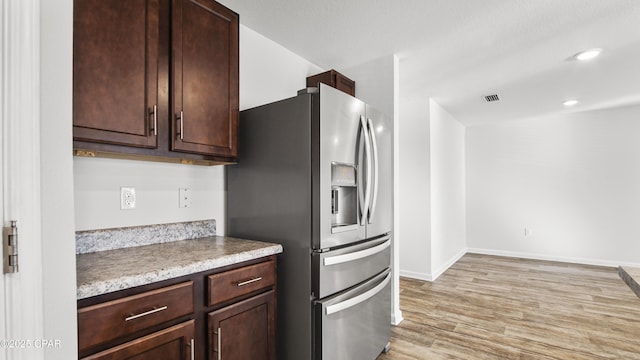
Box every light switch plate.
[179,188,192,208]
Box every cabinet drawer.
[78,281,194,353]
[81,319,195,360]
[208,260,275,306]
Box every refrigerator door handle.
[367,118,379,224]
[358,115,372,226]
[325,271,391,315]
[323,239,391,266]
[357,116,365,224]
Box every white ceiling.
[217,0,640,126]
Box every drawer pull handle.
[213,327,222,360]
[237,277,262,287]
[124,306,168,321]
[324,239,390,266]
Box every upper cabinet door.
[73,0,159,148]
[172,0,239,158]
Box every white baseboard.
[399,247,639,287]
[467,247,640,268]
[399,248,468,282]
[399,269,433,281]
[431,248,467,281]
[391,310,404,326]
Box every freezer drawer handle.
[237,277,263,287]
[325,272,391,315]
[324,239,390,266]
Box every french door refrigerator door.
[312,235,390,298]
[315,84,366,250]
[315,269,391,360]
[364,105,393,239]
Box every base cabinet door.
[82,320,195,360]
[208,290,276,360]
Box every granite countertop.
[76,236,283,299]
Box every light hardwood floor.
[378,253,640,360]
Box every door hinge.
[3,220,18,274]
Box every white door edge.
[0,0,6,345]
[2,0,45,359]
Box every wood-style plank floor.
[377,253,640,360]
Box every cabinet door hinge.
[3,221,18,274]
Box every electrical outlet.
[121,187,136,210]
[179,188,192,208]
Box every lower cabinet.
[208,290,276,360]
[78,256,277,360]
[82,320,195,360]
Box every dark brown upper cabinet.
[172,0,239,158]
[73,0,239,165]
[73,0,160,149]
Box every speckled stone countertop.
[76,220,217,254]
[76,236,283,299]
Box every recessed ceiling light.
[563,99,579,107]
[573,48,602,61]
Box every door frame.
[2,1,77,359]
[39,0,79,359]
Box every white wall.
[397,98,467,281]
[398,97,432,280]
[74,158,227,231]
[429,100,466,278]
[343,56,395,119]
[239,26,322,110]
[41,0,78,358]
[74,24,322,232]
[467,104,640,267]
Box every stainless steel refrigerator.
[227,83,392,360]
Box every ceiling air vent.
[484,94,500,102]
